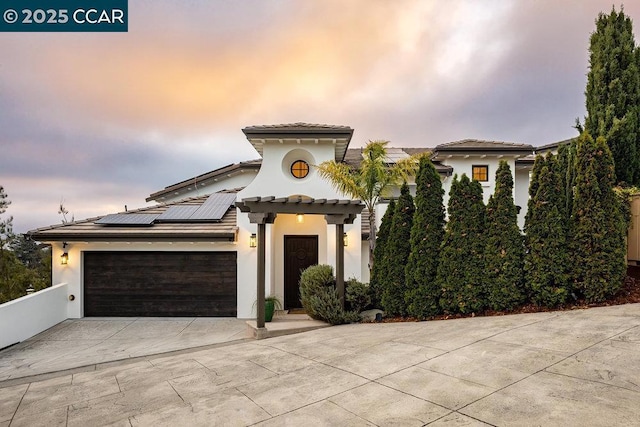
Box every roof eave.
[29,229,238,243]
[243,128,354,162]
[434,147,533,153]
[146,163,259,202]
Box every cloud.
[2,0,640,233]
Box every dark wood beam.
[336,223,345,309]
[256,222,266,329]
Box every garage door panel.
[84,251,237,317]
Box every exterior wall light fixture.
[249,233,257,248]
[296,213,304,224]
[343,232,348,247]
[61,242,69,265]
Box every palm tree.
[316,140,418,271]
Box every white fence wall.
[0,283,69,350]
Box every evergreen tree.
[369,199,395,307]
[0,186,14,300]
[484,161,525,311]
[10,234,43,269]
[527,154,547,206]
[405,157,445,318]
[584,6,640,184]
[524,155,570,307]
[381,183,414,316]
[571,132,627,302]
[437,175,486,314]
[556,142,577,225]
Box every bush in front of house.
[437,174,487,314]
[524,154,570,307]
[346,278,371,313]
[369,199,395,307]
[299,264,360,325]
[484,161,525,311]
[570,132,627,302]
[405,156,445,319]
[381,182,415,316]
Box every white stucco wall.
[235,140,363,318]
[439,156,531,228]
[440,156,517,207]
[0,282,69,349]
[514,168,530,228]
[157,171,258,204]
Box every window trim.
[472,165,489,182]
[290,160,310,179]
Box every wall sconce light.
[60,242,69,265]
[296,213,304,224]
[343,232,349,247]
[249,233,257,248]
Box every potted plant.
[264,295,282,322]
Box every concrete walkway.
[1,304,640,425]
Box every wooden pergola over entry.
[236,196,365,331]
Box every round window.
[290,160,310,179]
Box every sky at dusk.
[2,0,640,234]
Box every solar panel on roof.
[95,213,159,226]
[189,193,237,221]
[156,205,201,221]
[384,148,410,163]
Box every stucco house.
[29,123,535,321]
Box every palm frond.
[315,161,364,200]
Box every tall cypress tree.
[524,155,570,307]
[369,199,395,307]
[405,157,445,318]
[381,183,414,316]
[437,175,486,314]
[556,142,577,225]
[571,132,627,302]
[485,161,525,311]
[584,6,640,184]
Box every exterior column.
[336,223,345,309]
[256,222,266,329]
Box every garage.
[84,251,237,317]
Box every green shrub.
[369,199,395,307]
[405,156,445,319]
[381,183,414,316]
[346,278,371,313]
[570,133,627,302]
[299,265,360,325]
[484,161,525,311]
[437,175,487,314]
[524,155,570,307]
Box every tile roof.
[29,194,238,242]
[434,139,534,152]
[242,122,352,132]
[535,137,576,153]
[343,148,452,174]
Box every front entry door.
[284,235,318,309]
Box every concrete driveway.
[1,304,640,426]
[0,317,249,382]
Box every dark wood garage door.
[84,251,237,317]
